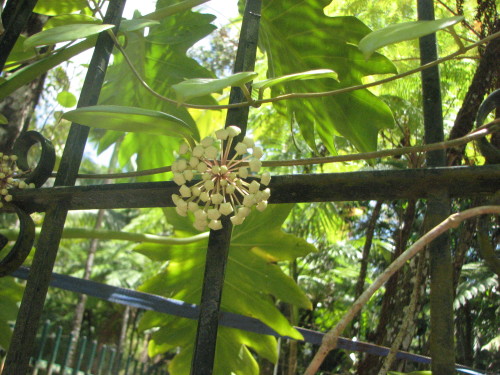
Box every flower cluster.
[171,126,271,231]
[0,153,34,208]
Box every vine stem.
[302,205,500,375]
[105,25,500,110]
[53,119,498,180]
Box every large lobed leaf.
[134,204,315,374]
[260,0,397,153]
[96,0,217,182]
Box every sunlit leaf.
[56,91,77,108]
[253,69,338,92]
[63,105,198,140]
[120,19,161,32]
[3,37,37,70]
[33,0,88,16]
[24,24,114,50]
[0,114,8,124]
[43,14,101,30]
[172,72,258,104]
[359,16,464,58]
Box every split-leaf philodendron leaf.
[260,0,397,154]
[134,204,315,375]
[358,16,464,59]
[62,105,198,140]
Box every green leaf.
[172,72,258,104]
[120,19,161,32]
[62,105,198,140]
[260,0,397,153]
[0,320,12,350]
[43,14,101,30]
[136,204,314,373]
[33,0,89,16]
[0,114,8,124]
[0,37,96,100]
[253,69,338,91]
[359,16,464,58]
[56,91,77,108]
[3,36,37,70]
[24,24,115,50]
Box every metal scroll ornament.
[0,131,55,276]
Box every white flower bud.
[183,169,194,181]
[249,159,262,173]
[179,142,190,155]
[249,180,260,194]
[238,167,248,179]
[191,186,201,196]
[28,183,35,189]
[180,184,191,198]
[234,142,248,155]
[230,215,244,226]
[200,191,210,202]
[188,202,199,212]
[177,159,187,171]
[207,208,221,220]
[243,136,254,147]
[192,145,205,158]
[202,172,212,180]
[193,220,207,231]
[219,202,234,216]
[260,171,271,186]
[1,189,8,195]
[256,201,268,212]
[204,145,218,159]
[175,205,188,217]
[211,193,224,205]
[201,136,215,147]
[173,172,186,186]
[190,156,200,168]
[215,129,229,140]
[220,165,228,174]
[10,155,18,161]
[261,188,271,200]
[227,126,241,137]
[253,146,264,159]
[197,162,208,173]
[172,194,181,205]
[220,179,228,187]
[211,165,220,174]
[18,181,27,189]
[225,184,235,194]
[208,219,223,230]
[238,207,251,217]
[194,209,208,222]
[204,180,215,191]
[243,194,255,207]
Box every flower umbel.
[171,126,271,230]
[0,153,35,208]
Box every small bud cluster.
[0,153,34,208]
[171,126,271,231]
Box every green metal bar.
[60,333,75,375]
[3,1,127,373]
[47,326,63,375]
[106,348,116,375]
[131,358,139,375]
[32,320,51,375]
[72,336,88,375]
[124,354,132,375]
[112,351,123,374]
[190,1,262,374]
[417,1,454,375]
[84,340,98,375]
[96,345,108,375]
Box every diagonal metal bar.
[9,267,486,375]
[417,1,455,374]
[190,1,262,374]
[10,165,500,212]
[3,1,127,373]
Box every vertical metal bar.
[72,336,88,375]
[96,345,108,375]
[3,1,127,373]
[0,0,38,70]
[47,325,63,375]
[84,340,98,375]
[111,350,122,375]
[189,1,262,374]
[60,333,75,375]
[32,320,51,375]
[106,348,116,375]
[417,1,454,374]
